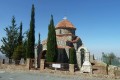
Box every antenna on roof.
[63,16,67,20]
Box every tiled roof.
[71,37,80,43]
[56,19,76,29]
[42,36,80,45]
[67,37,80,43]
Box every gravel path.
[0,70,119,80]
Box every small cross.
[63,16,67,20]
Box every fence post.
[69,64,74,74]
[26,58,31,70]
[40,59,45,70]
[9,59,12,64]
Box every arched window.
[80,48,85,65]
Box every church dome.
[56,19,76,30]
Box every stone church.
[42,18,92,72]
[42,18,82,60]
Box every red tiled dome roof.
[56,19,76,29]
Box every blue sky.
[0,0,120,58]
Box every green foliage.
[12,44,23,60]
[46,15,58,62]
[102,52,120,66]
[18,22,23,45]
[13,22,24,60]
[26,4,35,58]
[57,48,69,63]
[0,16,18,59]
[69,48,77,64]
[21,29,30,60]
[37,33,42,56]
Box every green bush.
[69,48,77,64]
[12,45,23,60]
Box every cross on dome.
[63,16,67,20]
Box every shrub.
[69,48,77,64]
[12,45,23,61]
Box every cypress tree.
[69,47,77,64]
[13,22,23,61]
[27,4,35,58]
[18,22,23,45]
[37,33,42,56]
[46,15,58,62]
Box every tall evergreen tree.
[46,15,58,62]
[69,47,77,64]
[37,33,42,55]
[0,16,18,59]
[22,30,29,60]
[13,22,23,61]
[18,22,22,45]
[26,4,35,58]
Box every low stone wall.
[0,59,30,71]
[116,67,120,76]
[0,64,27,71]
[0,59,120,79]
[115,69,120,77]
[92,61,107,75]
[93,66,107,75]
[108,65,120,77]
[0,58,36,70]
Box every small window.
[60,29,61,34]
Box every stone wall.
[56,29,75,35]
[92,61,120,78]
[115,67,120,77]
[92,61,107,75]
[108,65,120,77]
[0,64,27,71]
[0,59,31,71]
[93,65,107,75]
[57,39,66,46]
[42,44,47,50]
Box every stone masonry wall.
[0,64,27,71]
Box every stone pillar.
[69,64,74,74]
[34,46,38,69]
[90,54,94,62]
[76,51,81,69]
[40,59,45,70]
[108,66,117,77]
[8,59,12,64]
[81,52,92,73]
[20,58,25,65]
[26,58,30,70]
